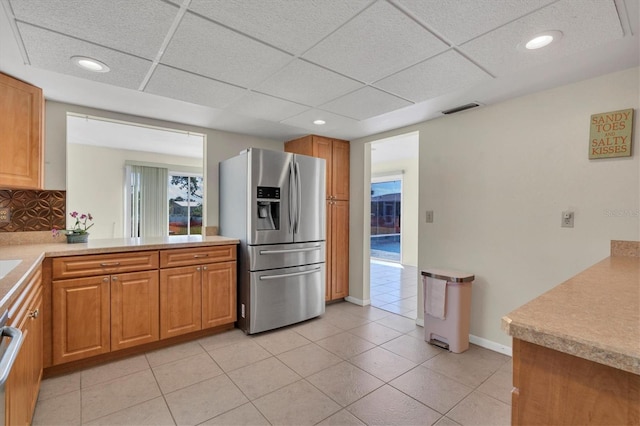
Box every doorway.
[368,132,419,319]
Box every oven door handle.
[0,326,23,386]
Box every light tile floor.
[370,259,419,319]
[34,302,512,426]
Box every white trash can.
[422,269,474,353]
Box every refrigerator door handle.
[259,266,322,280]
[288,161,294,233]
[259,245,322,255]
[295,161,301,234]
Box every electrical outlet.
[0,207,9,223]
[426,210,434,223]
[561,211,574,228]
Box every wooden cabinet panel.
[160,266,202,339]
[286,135,350,301]
[512,338,640,425]
[331,139,350,200]
[52,251,159,280]
[0,72,43,189]
[111,271,159,351]
[330,200,349,299]
[52,276,110,364]
[160,246,235,268]
[202,261,237,329]
[6,267,42,426]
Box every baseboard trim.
[469,334,512,356]
[411,320,511,356]
[345,296,370,306]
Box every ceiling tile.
[280,109,359,133]
[17,23,152,90]
[186,0,372,55]
[374,50,492,103]
[254,60,364,107]
[9,0,178,60]
[320,86,412,120]
[302,0,448,83]
[161,12,293,87]
[460,0,624,76]
[227,92,310,122]
[144,65,247,109]
[397,0,554,45]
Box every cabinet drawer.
[160,245,236,268]
[52,251,159,279]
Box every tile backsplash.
[0,190,66,232]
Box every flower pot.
[66,232,89,244]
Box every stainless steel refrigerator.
[219,148,326,334]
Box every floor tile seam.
[80,390,162,425]
[154,365,227,396]
[304,374,385,414]
[82,394,175,426]
[473,385,513,406]
[419,363,487,390]
[225,356,304,401]
[143,345,206,369]
[36,386,81,403]
[385,378,458,419]
[80,365,154,391]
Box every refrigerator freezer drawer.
[248,242,325,271]
[248,263,325,334]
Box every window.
[370,175,402,262]
[168,174,203,235]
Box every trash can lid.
[421,268,474,283]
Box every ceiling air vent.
[442,102,482,115]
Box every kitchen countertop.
[502,254,640,375]
[0,235,239,317]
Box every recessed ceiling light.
[71,56,110,72]
[313,119,326,125]
[523,31,563,50]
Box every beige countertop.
[503,255,640,375]
[0,235,239,316]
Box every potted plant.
[52,211,94,243]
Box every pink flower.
[70,211,78,218]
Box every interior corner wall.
[350,66,640,348]
[44,101,283,230]
[371,157,419,267]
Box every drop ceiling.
[0,0,638,142]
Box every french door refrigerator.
[219,148,326,334]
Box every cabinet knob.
[29,309,39,319]
[196,267,201,271]
[203,266,207,271]
[103,277,109,283]
[112,276,118,281]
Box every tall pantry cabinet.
[284,135,349,301]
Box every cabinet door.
[312,136,333,200]
[52,276,110,365]
[160,266,201,339]
[0,73,43,189]
[6,274,42,426]
[331,139,350,200]
[330,200,349,300]
[111,271,159,351]
[202,262,237,329]
[325,200,333,301]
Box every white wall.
[350,67,640,348]
[66,144,201,239]
[371,157,419,266]
[44,101,283,229]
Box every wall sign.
[589,108,634,159]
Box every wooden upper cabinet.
[284,135,349,200]
[0,72,44,189]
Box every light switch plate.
[0,207,9,223]
[426,210,434,223]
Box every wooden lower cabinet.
[6,267,43,426]
[160,261,236,338]
[52,270,159,364]
[327,200,349,300]
[512,338,640,425]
